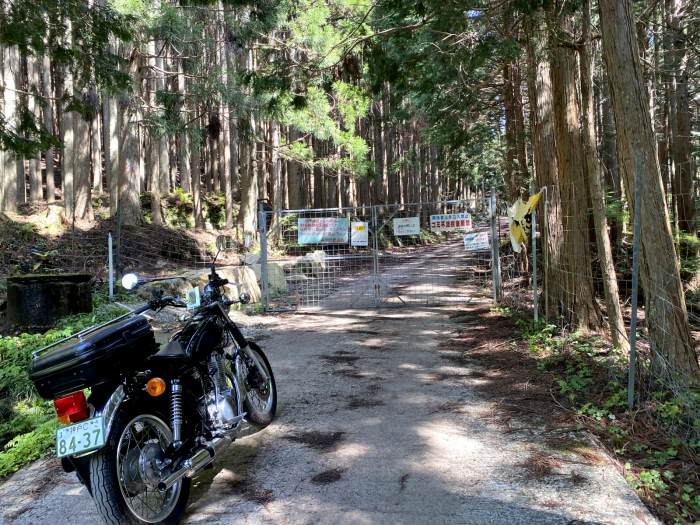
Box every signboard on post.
[430,212,473,233]
[393,216,420,236]
[298,217,349,245]
[463,231,490,252]
[351,221,369,247]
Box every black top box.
[29,315,158,399]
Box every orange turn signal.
[146,377,167,397]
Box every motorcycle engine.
[203,352,239,430]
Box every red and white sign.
[430,213,472,233]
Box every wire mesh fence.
[0,205,232,295]
[259,199,497,311]
[0,207,115,282]
[496,178,700,438]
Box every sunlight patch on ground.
[414,420,488,475]
[335,441,372,459]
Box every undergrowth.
[517,319,700,525]
[0,287,129,477]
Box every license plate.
[56,417,105,458]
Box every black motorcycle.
[28,237,277,524]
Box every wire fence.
[497,171,700,439]
[0,208,115,282]
[259,200,494,311]
[0,204,229,295]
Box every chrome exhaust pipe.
[158,435,232,491]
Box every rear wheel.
[89,409,190,524]
[242,342,277,427]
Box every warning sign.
[393,216,421,236]
[351,221,369,247]
[297,217,349,245]
[463,231,490,252]
[430,213,473,233]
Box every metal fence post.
[543,187,549,321]
[115,202,122,277]
[628,155,643,410]
[371,205,380,305]
[490,187,502,302]
[108,232,114,301]
[531,183,538,322]
[258,203,270,311]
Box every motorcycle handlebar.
[135,293,241,316]
[135,296,187,313]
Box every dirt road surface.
[0,242,658,525]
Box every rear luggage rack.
[32,304,140,359]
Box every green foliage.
[203,193,226,229]
[276,81,370,176]
[366,0,514,188]
[0,419,57,478]
[490,305,513,317]
[625,466,671,495]
[163,188,195,228]
[516,319,557,355]
[605,191,627,224]
[517,321,700,524]
[285,0,371,69]
[281,140,314,167]
[334,81,370,129]
[674,231,700,277]
[0,0,134,156]
[0,293,128,477]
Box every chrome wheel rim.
[116,414,181,523]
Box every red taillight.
[54,391,89,424]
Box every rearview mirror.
[216,235,235,252]
[239,293,250,305]
[121,273,139,290]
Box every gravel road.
[0,242,658,525]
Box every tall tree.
[599,0,699,378]
[665,0,695,234]
[549,7,601,330]
[41,51,56,204]
[27,55,43,201]
[1,44,22,211]
[526,13,564,322]
[118,48,142,226]
[579,0,627,350]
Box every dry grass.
[519,451,563,480]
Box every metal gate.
[258,200,497,311]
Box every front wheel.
[241,342,277,427]
[89,410,190,525]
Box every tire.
[242,342,277,427]
[89,407,190,525]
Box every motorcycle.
[28,236,277,524]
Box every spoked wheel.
[90,411,190,525]
[241,342,277,427]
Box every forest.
[0,0,699,522]
[4,0,697,371]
